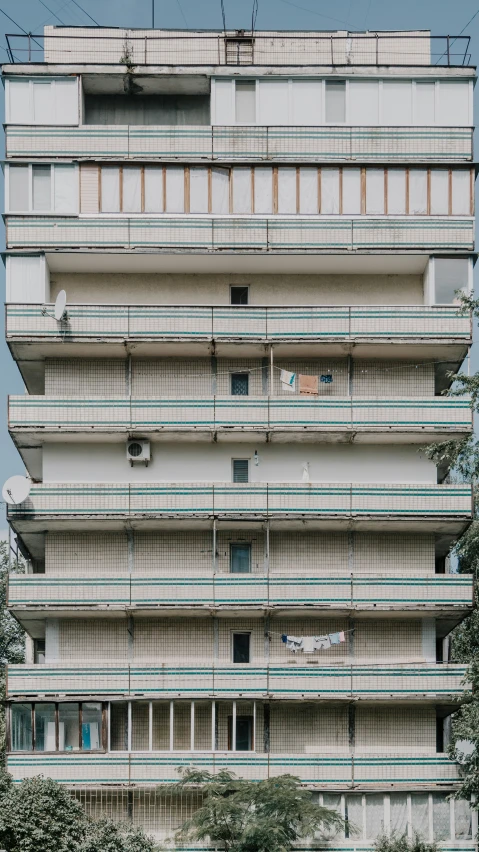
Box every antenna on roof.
[152,0,155,28]
[2,475,31,506]
[42,290,67,322]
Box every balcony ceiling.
[82,72,210,94]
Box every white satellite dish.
[54,290,67,321]
[2,475,31,506]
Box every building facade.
[2,25,477,847]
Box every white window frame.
[5,76,80,126]
[424,256,473,306]
[231,631,252,664]
[6,162,78,215]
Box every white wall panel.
[6,79,30,124]
[144,167,163,213]
[33,81,56,125]
[232,167,252,213]
[321,168,340,214]
[437,82,469,126]
[211,167,230,213]
[165,167,184,213]
[292,80,321,125]
[254,167,273,214]
[349,81,379,125]
[101,167,120,212]
[213,79,233,125]
[55,78,79,125]
[258,80,288,125]
[122,167,142,213]
[415,82,435,124]
[451,170,470,215]
[54,164,78,214]
[409,169,427,214]
[382,81,412,126]
[366,169,385,215]
[343,168,361,215]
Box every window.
[82,702,102,750]
[434,258,469,304]
[8,164,77,214]
[232,632,251,663]
[232,459,249,482]
[345,794,363,838]
[33,638,45,664]
[235,81,256,123]
[231,373,249,395]
[11,704,32,751]
[411,793,429,839]
[390,794,409,836]
[433,794,450,841]
[6,77,79,125]
[59,703,80,751]
[230,543,252,573]
[227,715,253,750]
[230,286,249,305]
[325,81,346,123]
[34,703,56,751]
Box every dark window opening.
[436,639,444,664]
[227,716,253,750]
[436,718,444,752]
[233,459,249,482]
[230,543,252,573]
[232,632,251,663]
[231,372,249,395]
[230,286,249,305]
[33,639,45,664]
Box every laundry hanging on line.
[299,374,319,395]
[280,369,296,392]
[281,631,346,653]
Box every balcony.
[6,662,466,701]
[6,215,474,253]
[5,124,473,163]
[5,751,461,788]
[6,305,471,369]
[8,573,472,616]
[8,395,472,445]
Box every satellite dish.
[54,290,67,321]
[2,475,31,505]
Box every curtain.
[387,169,406,214]
[232,168,252,214]
[321,168,340,214]
[365,794,385,839]
[165,167,185,213]
[430,169,449,215]
[9,165,29,212]
[411,794,429,838]
[343,168,361,214]
[254,167,273,214]
[454,800,472,839]
[390,794,409,836]
[211,168,230,213]
[189,167,209,213]
[277,167,296,214]
[409,169,427,214]
[452,170,470,215]
[299,168,318,214]
[144,167,163,212]
[122,167,142,213]
[432,794,450,841]
[54,165,78,214]
[101,166,120,212]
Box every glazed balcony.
[7,482,472,536]
[6,662,466,702]
[8,395,473,445]
[8,572,472,616]
[5,124,473,163]
[5,215,474,253]
[5,750,461,788]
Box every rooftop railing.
[4,31,472,68]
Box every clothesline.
[268,628,355,637]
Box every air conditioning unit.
[127,438,151,466]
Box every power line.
[276,0,361,31]
[175,0,189,27]
[434,5,479,65]
[67,0,100,26]
[36,0,66,25]
[0,7,44,52]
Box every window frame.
[230,372,250,396]
[9,701,106,753]
[230,285,249,305]
[230,542,252,574]
[232,458,250,483]
[6,163,79,215]
[5,76,80,126]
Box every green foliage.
[0,773,156,852]
[169,768,345,852]
[0,540,25,757]
[374,833,439,852]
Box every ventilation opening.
[128,442,143,458]
[225,37,254,65]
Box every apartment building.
[2,25,477,847]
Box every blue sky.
[0,0,477,530]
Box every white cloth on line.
[280,369,296,392]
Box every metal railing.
[4,31,472,67]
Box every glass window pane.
[434,258,469,304]
[411,793,429,839]
[82,702,102,750]
[9,166,29,212]
[165,166,185,213]
[230,286,248,305]
[325,81,346,123]
[233,459,249,482]
[35,703,56,751]
[254,166,273,214]
[415,82,435,124]
[233,633,250,663]
[230,543,251,573]
[101,166,120,212]
[365,794,385,840]
[189,167,209,213]
[455,799,472,839]
[110,702,128,751]
[131,701,149,751]
[277,167,297,214]
[409,169,427,214]
[236,81,256,123]
[59,703,80,752]
[322,795,343,839]
[211,167,230,213]
[390,793,409,836]
[32,165,51,211]
[228,716,253,750]
[232,167,252,214]
[122,167,142,213]
[345,794,363,838]
[433,794,450,841]
[11,703,32,751]
[366,169,385,215]
[430,170,449,215]
[231,373,249,396]
[144,167,163,213]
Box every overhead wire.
[434,5,479,65]
[252,0,259,34]
[275,0,361,31]
[67,0,100,26]
[175,0,189,28]
[36,0,67,25]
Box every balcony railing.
[5,750,461,787]
[6,482,472,525]
[5,125,473,162]
[8,395,472,438]
[8,573,472,611]
[6,662,466,700]
[6,216,475,252]
[5,304,472,345]
[5,30,471,67]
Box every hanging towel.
[320,374,333,384]
[299,374,319,395]
[283,635,303,653]
[330,631,346,645]
[302,636,315,654]
[280,370,296,392]
[313,635,331,650]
